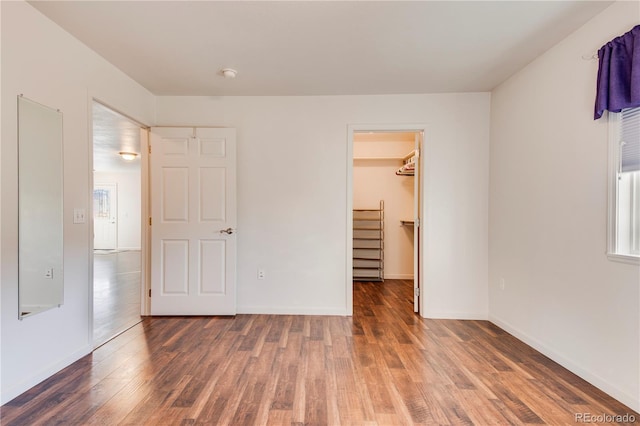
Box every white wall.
[353,135,414,278]
[1,1,155,404]
[156,93,490,318]
[94,171,142,250]
[4,0,636,413]
[489,1,640,412]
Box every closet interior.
[352,132,418,285]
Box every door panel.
[162,239,189,294]
[150,127,237,315]
[162,168,189,221]
[200,167,226,221]
[200,240,226,294]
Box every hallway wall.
[1,1,155,403]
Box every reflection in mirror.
[18,95,64,318]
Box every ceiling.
[93,102,142,173]
[29,1,611,96]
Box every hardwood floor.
[2,280,637,425]
[93,250,142,346]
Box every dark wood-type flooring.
[93,250,142,346]
[2,280,637,425]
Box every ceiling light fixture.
[119,151,138,161]
[221,68,238,79]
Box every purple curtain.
[594,25,640,120]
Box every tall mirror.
[18,95,64,318]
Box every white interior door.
[413,133,422,313]
[150,127,237,315]
[94,183,117,250]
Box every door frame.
[346,123,428,316]
[140,127,151,316]
[88,97,151,348]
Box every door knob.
[219,228,235,235]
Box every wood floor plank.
[388,368,436,424]
[194,351,251,424]
[418,382,474,425]
[2,279,638,425]
[323,350,342,426]
[450,387,514,425]
[83,375,151,425]
[333,357,370,424]
[266,408,292,425]
[361,365,395,415]
[42,377,131,425]
[492,372,577,424]
[93,250,142,345]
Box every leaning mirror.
[18,95,64,318]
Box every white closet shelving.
[353,200,384,282]
[395,150,417,176]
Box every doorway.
[91,101,147,346]
[347,124,425,316]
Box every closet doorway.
[91,101,149,347]
[347,125,425,316]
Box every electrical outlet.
[499,277,505,290]
[257,268,266,280]
[45,268,54,279]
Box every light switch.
[73,208,86,224]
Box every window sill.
[607,252,640,265]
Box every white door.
[413,133,422,313]
[150,127,237,315]
[94,183,117,250]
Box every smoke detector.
[221,68,238,79]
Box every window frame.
[607,110,640,265]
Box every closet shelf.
[396,169,414,176]
[396,150,417,176]
[403,151,417,162]
[353,200,384,282]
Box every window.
[608,106,640,262]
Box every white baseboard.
[423,310,488,320]
[237,305,348,316]
[384,274,414,280]
[490,314,640,413]
[1,344,92,405]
